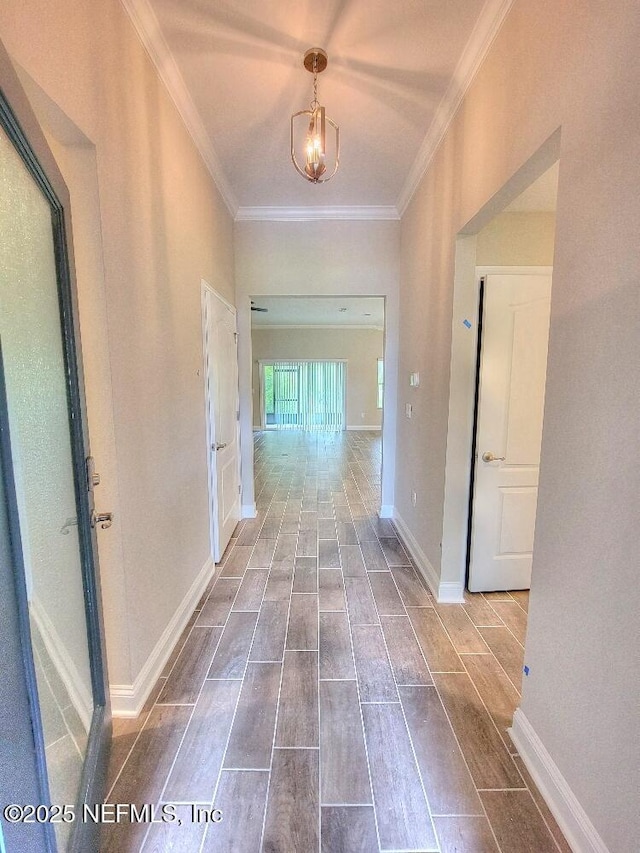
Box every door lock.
[214,442,228,451]
[91,510,114,530]
[481,451,506,463]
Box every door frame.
[0,41,110,852]
[466,268,553,590]
[201,280,241,563]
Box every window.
[262,361,346,431]
[377,358,384,409]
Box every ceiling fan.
[251,301,268,312]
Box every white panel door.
[203,287,240,561]
[468,273,552,592]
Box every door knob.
[482,451,505,463]
[91,510,114,529]
[213,442,227,451]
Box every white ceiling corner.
[396,0,516,215]
[120,0,238,216]
[235,205,400,222]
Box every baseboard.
[31,598,94,731]
[379,505,394,519]
[110,555,215,718]
[346,425,382,431]
[510,709,609,853]
[392,510,464,603]
[241,503,257,518]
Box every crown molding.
[120,0,238,217]
[396,0,516,216]
[235,205,400,222]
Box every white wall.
[251,327,384,429]
[396,1,640,849]
[0,0,235,706]
[234,219,400,516]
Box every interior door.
[468,273,552,592]
[203,287,240,561]
[0,69,109,853]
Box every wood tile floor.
[103,430,570,852]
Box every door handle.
[213,442,227,451]
[91,510,114,529]
[482,451,506,463]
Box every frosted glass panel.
[0,126,91,846]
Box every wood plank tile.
[378,536,411,566]
[362,703,437,850]
[250,601,289,662]
[463,653,520,746]
[203,770,269,852]
[248,538,276,568]
[158,627,222,704]
[262,749,319,853]
[371,517,395,538]
[360,539,388,571]
[220,545,252,578]
[273,533,298,566]
[106,679,163,792]
[319,612,355,680]
[344,577,379,625]
[390,565,433,606]
[297,529,318,557]
[321,806,378,853]
[489,600,528,645]
[278,516,299,535]
[336,520,358,546]
[318,538,341,568]
[353,518,378,542]
[433,673,524,789]
[160,614,197,677]
[223,662,281,769]
[368,572,405,615]
[318,517,337,539]
[433,816,499,852]
[164,680,241,801]
[267,500,287,518]
[144,803,207,852]
[351,624,397,703]
[434,603,490,653]
[380,615,432,686]
[259,519,282,540]
[236,516,263,546]
[340,545,366,577]
[334,504,352,522]
[263,566,293,602]
[399,686,482,816]
[512,756,573,853]
[408,607,464,673]
[232,569,268,611]
[478,627,524,690]
[320,681,372,805]
[463,591,505,627]
[300,510,319,532]
[276,651,319,747]
[196,578,241,627]
[286,594,319,650]
[318,501,334,519]
[293,556,318,593]
[319,568,346,611]
[509,589,530,612]
[480,790,559,852]
[207,612,257,680]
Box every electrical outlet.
[411,491,417,507]
[405,403,412,419]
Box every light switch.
[410,372,420,388]
[405,403,412,419]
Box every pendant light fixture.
[291,48,340,183]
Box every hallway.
[104,431,569,853]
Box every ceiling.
[126,0,511,216]
[250,296,384,328]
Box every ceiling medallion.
[290,48,340,183]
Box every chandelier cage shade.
[290,48,340,183]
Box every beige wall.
[0,0,235,693]
[397,1,639,849]
[251,327,384,429]
[476,211,556,266]
[235,219,400,514]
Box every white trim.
[252,324,384,331]
[510,710,610,853]
[235,205,400,222]
[346,425,381,431]
[393,510,465,603]
[241,503,257,519]
[110,556,215,717]
[437,581,465,604]
[31,598,93,731]
[476,265,554,276]
[378,505,394,519]
[120,0,237,216]
[397,0,516,214]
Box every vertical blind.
[264,361,346,431]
